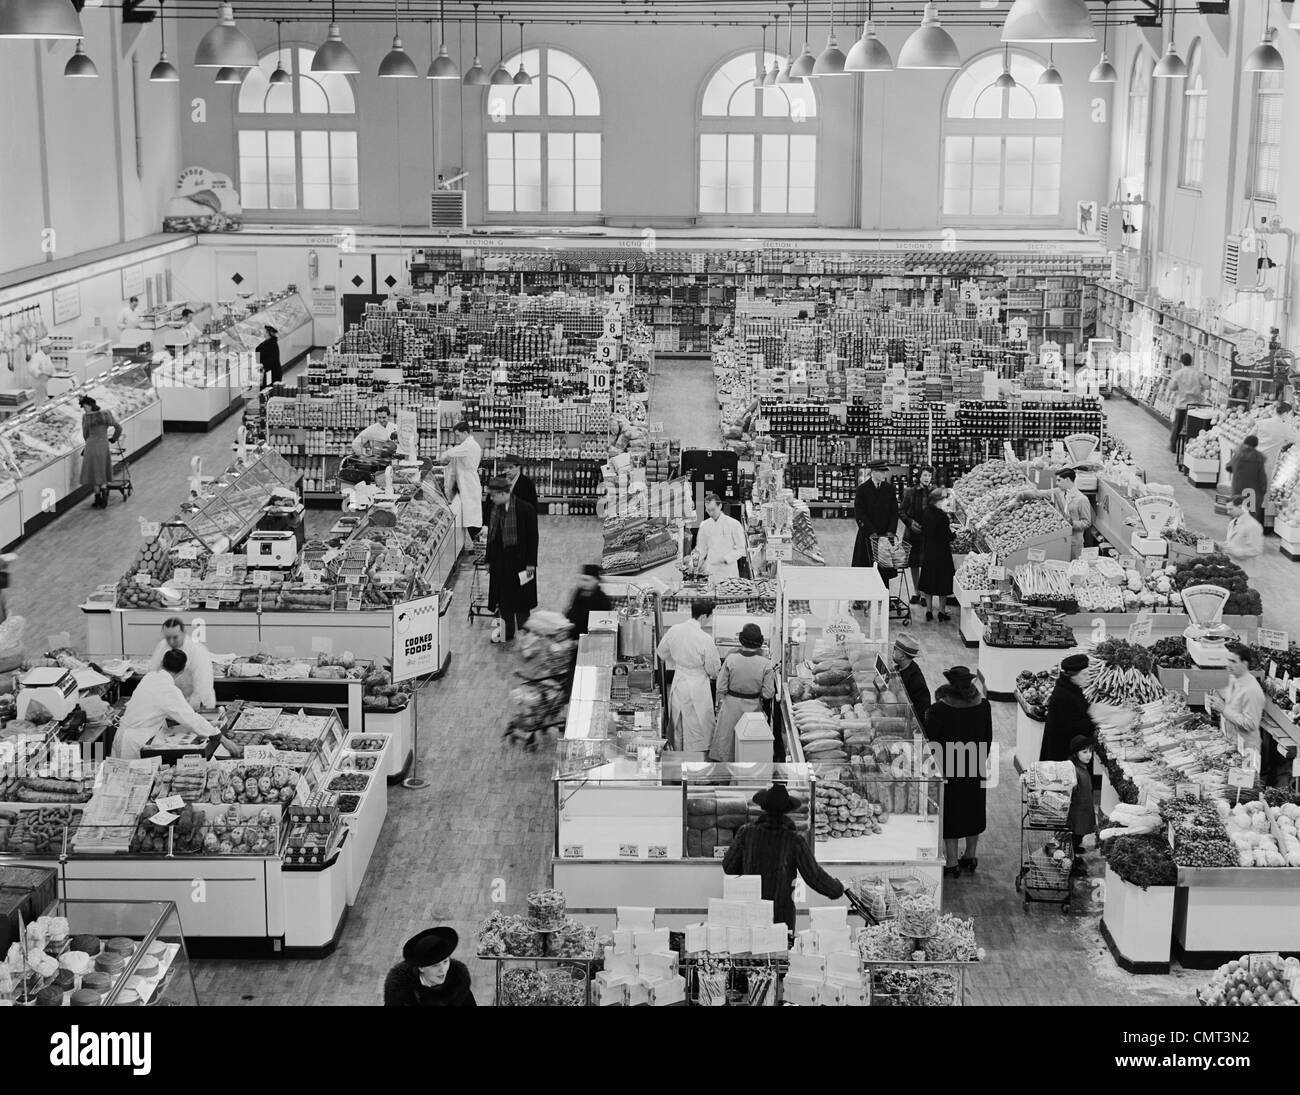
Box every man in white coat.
[27,336,58,404]
[655,598,720,753]
[693,493,747,582]
[116,296,142,336]
[1222,494,1264,580]
[435,420,483,537]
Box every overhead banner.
[392,594,442,683]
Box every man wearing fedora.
[383,926,476,1006]
[891,632,931,723]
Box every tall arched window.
[1124,51,1152,189]
[486,48,601,215]
[1180,41,1206,190]
[698,52,817,217]
[942,51,1063,219]
[1248,70,1283,201]
[236,48,358,212]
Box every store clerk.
[1019,468,1093,560]
[113,649,239,761]
[352,406,398,456]
[146,616,215,711]
[1209,640,1265,762]
[693,492,747,582]
[116,296,142,336]
[167,309,202,355]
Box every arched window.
[1180,41,1206,190]
[236,48,358,212]
[698,52,817,217]
[1249,70,1283,201]
[1124,50,1151,188]
[942,51,1063,219]
[486,48,601,215]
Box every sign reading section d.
[392,594,442,683]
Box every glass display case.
[168,449,297,553]
[86,361,159,420]
[2,899,198,1006]
[153,350,258,390]
[219,292,311,352]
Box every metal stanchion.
[402,672,428,789]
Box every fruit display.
[978,497,1069,557]
[952,460,1027,507]
[955,552,996,592]
[1085,638,1164,706]
[1184,408,1260,461]
[0,806,82,853]
[1150,636,1193,669]
[1014,669,1056,718]
[1161,798,1239,869]
[207,763,300,806]
[1170,554,1262,617]
[1268,446,1300,526]
[345,736,387,752]
[1197,955,1300,1006]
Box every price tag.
[1183,674,1191,695]
[139,518,161,539]
[346,593,363,612]
[1117,555,1136,570]
[1080,547,1100,561]
[1026,548,1046,563]
[712,846,728,859]
[176,544,198,561]
[769,540,793,562]
[155,794,185,813]
[988,565,1007,581]
[1269,660,1278,679]
[754,417,770,433]
[634,710,651,729]
[205,599,220,611]
[244,745,276,762]
[1127,614,1153,642]
[797,487,820,502]
[1175,782,1201,801]
[648,845,667,859]
[1227,766,1254,789]
[135,572,151,586]
[1195,538,1215,555]
[251,570,276,587]
[213,554,236,578]
[1256,628,1290,652]
[562,844,585,858]
[917,846,939,860]
[149,810,179,827]
[172,567,192,585]
[618,844,640,858]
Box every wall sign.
[52,284,81,326]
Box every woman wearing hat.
[256,325,281,389]
[1039,654,1095,762]
[891,633,931,723]
[383,926,476,1006]
[917,488,956,623]
[723,783,845,933]
[924,666,993,877]
[78,395,121,509]
[709,623,777,763]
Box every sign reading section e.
[392,593,443,683]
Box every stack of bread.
[815,778,881,840]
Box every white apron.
[706,559,740,582]
[670,669,715,753]
[443,439,483,528]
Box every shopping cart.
[1014,777,1076,912]
[103,441,133,504]
[871,535,912,626]
[466,530,493,624]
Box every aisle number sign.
[603,314,622,340]
[612,275,631,299]
[1008,317,1029,342]
[594,338,618,363]
[588,364,613,390]
[392,593,442,683]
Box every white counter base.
[979,642,1082,698]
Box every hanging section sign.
[391,594,443,683]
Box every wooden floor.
[15,369,1292,1005]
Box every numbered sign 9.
[594,338,618,363]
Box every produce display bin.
[1184,456,1220,486]
[1099,865,1175,973]
[1173,867,1300,965]
[978,641,1082,699]
[1274,518,1300,561]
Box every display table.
[1174,867,1300,965]
[979,641,1082,699]
[154,352,256,432]
[1100,865,1175,974]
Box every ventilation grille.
[430,190,467,231]
[1096,207,1109,239]
[1222,236,1240,287]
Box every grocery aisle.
[652,357,724,449]
[1103,398,1300,622]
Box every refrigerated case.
[152,349,258,430]
[218,291,314,368]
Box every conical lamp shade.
[1244,39,1284,73]
[898,4,960,70]
[214,66,243,84]
[790,43,815,78]
[764,56,781,85]
[379,36,419,77]
[312,23,360,74]
[1002,0,1095,44]
[0,0,82,39]
[1089,52,1117,83]
[1153,43,1187,78]
[1038,62,1062,86]
[812,34,847,76]
[513,62,532,85]
[845,22,893,71]
[150,55,179,82]
[64,42,98,78]
[995,68,1017,89]
[428,45,459,79]
[269,64,292,85]
[464,57,489,85]
[194,3,258,68]
[776,54,796,84]
[489,62,513,85]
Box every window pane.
[788,187,815,215]
[1032,138,1061,215]
[727,81,757,117]
[728,134,754,214]
[546,76,575,116]
[761,188,787,214]
[298,75,328,115]
[238,131,267,209]
[516,132,541,159]
[1006,86,1037,119]
[1004,189,1031,216]
[971,189,1000,216]
[548,132,575,214]
[488,186,514,212]
[301,130,328,208]
[511,82,541,116]
[516,133,542,212]
[331,132,359,210]
[762,134,787,163]
[239,56,273,113]
[487,131,513,158]
[943,189,970,216]
[575,133,600,159]
[973,85,1002,119]
[575,185,600,212]
[550,132,574,159]
[700,134,726,213]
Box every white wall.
[0,8,181,276]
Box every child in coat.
[1068,735,1097,875]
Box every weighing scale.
[1131,494,1180,558]
[245,530,298,569]
[16,667,78,722]
[1182,584,1235,667]
[1063,433,1101,492]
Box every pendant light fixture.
[514,23,532,84]
[1153,0,1187,78]
[64,39,99,78]
[313,0,361,75]
[812,0,847,76]
[1038,46,1062,85]
[995,47,1017,89]
[429,1,459,80]
[1243,26,1284,74]
[464,4,489,85]
[1002,0,1095,44]
[215,66,244,84]
[0,0,82,40]
[150,0,179,83]
[777,2,797,84]
[789,0,815,79]
[845,0,893,73]
[270,21,291,85]
[194,3,257,68]
[379,0,418,77]
[756,21,768,88]
[490,13,512,85]
[898,3,960,71]
[1089,1,1117,83]
[764,12,781,86]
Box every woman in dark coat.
[1067,735,1097,875]
[901,465,934,605]
[78,396,121,509]
[256,325,282,389]
[723,783,844,933]
[1227,435,1267,522]
[383,927,476,1007]
[1039,654,1095,762]
[851,461,900,575]
[917,488,956,623]
[924,665,993,877]
[485,476,539,644]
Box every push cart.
[870,534,912,626]
[844,870,939,927]
[1015,779,1076,912]
[466,531,493,623]
[103,441,133,504]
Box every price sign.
[1127,614,1153,643]
[618,844,640,858]
[139,518,161,539]
[176,544,198,561]
[648,422,664,435]
[587,364,612,390]
[149,810,179,827]
[1257,628,1290,652]
[988,565,1007,581]
[1175,782,1201,801]
[1195,538,1215,555]
[1027,548,1046,563]
[562,844,585,858]
[1117,555,1136,571]
[797,487,820,502]
[754,417,771,433]
[769,540,793,562]
[648,845,667,859]
[244,745,276,762]
[172,567,193,585]
[712,846,728,860]
[251,570,276,587]
[213,554,236,578]
[135,572,151,586]
[346,593,363,612]
[1081,547,1100,561]
[1227,766,1255,789]
[917,846,939,860]
[205,599,220,611]
[155,795,185,813]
